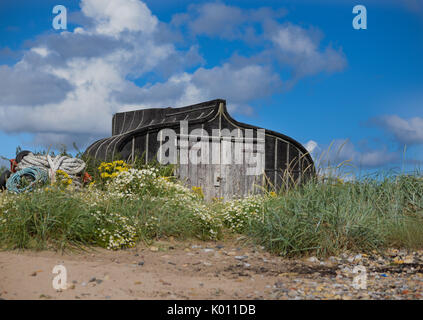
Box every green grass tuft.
[247,173,423,257]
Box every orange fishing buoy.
[9,159,18,173]
[83,172,92,183]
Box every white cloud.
[31,47,50,57]
[371,115,423,145]
[305,140,318,154]
[0,0,347,150]
[112,63,281,116]
[0,0,195,148]
[172,3,245,39]
[310,139,399,169]
[0,63,73,107]
[172,3,286,41]
[271,25,316,55]
[267,23,346,78]
[173,3,346,79]
[80,0,158,36]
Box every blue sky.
[0,0,422,175]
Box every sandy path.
[0,240,278,300]
[1,240,422,300]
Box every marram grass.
[248,173,423,257]
[0,161,423,257]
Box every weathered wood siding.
[84,99,315,200]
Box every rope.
[16,153,86,187]
[6,167,48,194]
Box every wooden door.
[175,132,265,201]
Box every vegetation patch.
[1,156,423,257]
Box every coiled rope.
[16,153,86,187]
[6,167,48,194]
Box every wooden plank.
[211,140,221,200]
[221,137,232,201]
[243,140,254,196]
[204,138,216,200]
[145,133,149,164]
[131,136,135,164]
[274,139,278,189]
[232,129,243,199]
[188,139,198,190]
[197,125,209,199]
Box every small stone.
[95,279,103,285]
[329,256,337,263]
[89,277,96,283]
[138,261,145,266]
[323,293,335,299]
[216,245,224,249]
[81,282,87,287]
[288,290,297,298]
[307,257,319,263]
[150,246,159,252]
[160,279,171,286]
[235,255,248,260]
[203,248,214,253]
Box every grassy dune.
[0,159,422,257]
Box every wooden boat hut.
[84,99,315,200]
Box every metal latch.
[214,173,222,186]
